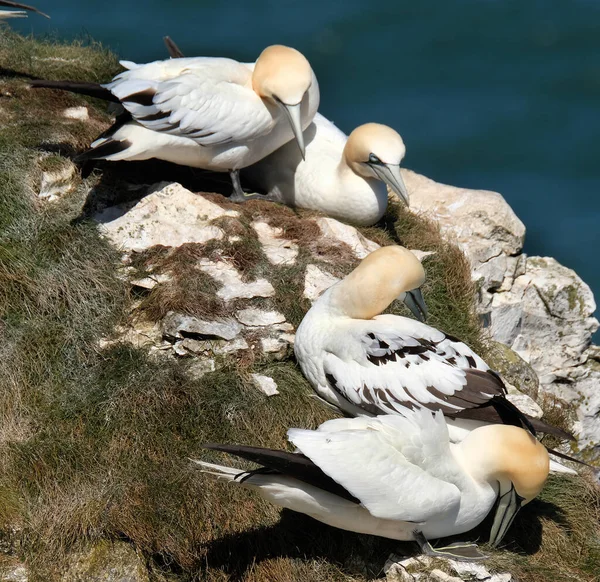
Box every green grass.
[0,31,598,582]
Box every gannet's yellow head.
[343,123,409,206]
[458,424,549,547]
[328,245,427,321]
[252,45,313,158]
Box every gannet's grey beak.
[403,288,428,322]
[279,102,305,160]
[489,482,523,547]
[371,163,409,206]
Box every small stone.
[252,220,299,265]
[162,312,241,341]
[235,308,286,327]
[304,264,340,302]
[260,335,293,358]
[212,337,249,355]
[130,273,171,290]
[384,555,432,582]
[506,393,543,418]
[1,564,28,582]
[63,106,89,120]
[316,217,380,258]
[448,559,508,581]
[187,358,216,379]
[199,259,275,301]
[250,374,279,396]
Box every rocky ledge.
[77,168,600,461]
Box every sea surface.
[14,0,600,326]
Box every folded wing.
[105,58,274,147]
[288,410,461,522]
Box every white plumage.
[195,408,549,551]
[244,113,409,226]
[80,45,320,196]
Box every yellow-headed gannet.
[294,245,575,455]
[34,45,319,200]
[194,409,549,559]
[243,113,409,226]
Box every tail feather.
[190,459,244,482]
[30,79,118,102]
[527,417,574,441]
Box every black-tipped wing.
[30,80,117,102]
[202,443,360,503]
[323,317,499,418]
[0,0,49,18]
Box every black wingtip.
[0,0,50,18]
[490,396,537,436]
[164,36,185,59]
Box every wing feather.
[288,411,461,522]
[104,58,274,147]
[325,317,503,417]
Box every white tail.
[189,459,246,482]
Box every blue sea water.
[14,1,600,324]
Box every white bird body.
[293,245,576,470]
[244,114,408,226]
[86,48,319,173]
[295,285,493,421]
[197,410,548,544]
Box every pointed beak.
[403,288,428,322]
[489,483,524,547]
[278,102,305,160]
[370,163,410,206]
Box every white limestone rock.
[63,106,89,120]
[491,256,598,383]
[95,182,238,252]
[251,374,279,396]
[235,308,286,327]
[199,259,275,301]
[252,220,298,265]
[316,217,380,258]
[304,264,340,302]
[404,169,525,269]
[162,312,241,342]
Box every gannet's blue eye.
[368,153,382,165]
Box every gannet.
[33,45,319,199]
[0,0,49,19]
[294,245,573,444]
[194,409,549,559]
[243,113,409,226]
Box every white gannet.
[242,113,409,226]
[194,409,549,559]
[294,245,574,447]
[0,0,49,19]
[68,45,319,199]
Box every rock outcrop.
[404,169,600,460]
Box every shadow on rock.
[74,159,237,222]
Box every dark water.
[14,1,600,321]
